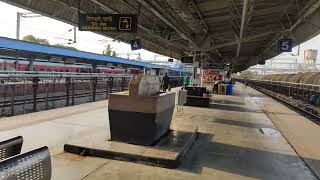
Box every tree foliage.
[239,71,260,79]
[102,44,117,57]
[22,35,77,51]
[53,44,78,50]
[102,44,113,56]
[22,35,50,45]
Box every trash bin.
[226,84,233,95]
[309,95,319,105]
[218,84,226,95]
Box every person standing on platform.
[162,73,170,92]
[244,77,248,86]
[213,77,219,94]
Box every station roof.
[2,0,320,72]
[0,37,157,68]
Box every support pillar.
[32,77,39,112]
[15,12,21,71]
[28,57,34,71]
[143,67,147,75]
[92,64,97,73]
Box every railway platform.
[0,84,318,179]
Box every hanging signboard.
[130,39,141,50]
[181,56,193,63]
[202,69,220,83]
[278,39,293,52]
[79,13,138,32]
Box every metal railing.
[235,78,320,104]
[0,72,183,117]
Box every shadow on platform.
[209,103,262,113]
[64,129,198,169]
[246,93,268,98]
[212,99,245,106]
[213,118,274,129]
[179,133,317,179]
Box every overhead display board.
[181,56,193,63]
[79,13,138,32]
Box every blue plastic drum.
[309,95,319,105]
[226,84,233,95]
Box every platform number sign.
[278,39,293,52]
[130,39,141,51]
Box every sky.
[0,1,319,64]
[0,1,169,62]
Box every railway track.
[0,89,117,107]
[0,80,128,116]
[0,88,122,117]
[252,85,320,123]
[235,78,320,124]
[0,73,184,117]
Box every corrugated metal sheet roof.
[0,37,157,68]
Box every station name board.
[79,13,138,32]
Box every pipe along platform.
[64,75,197,168]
